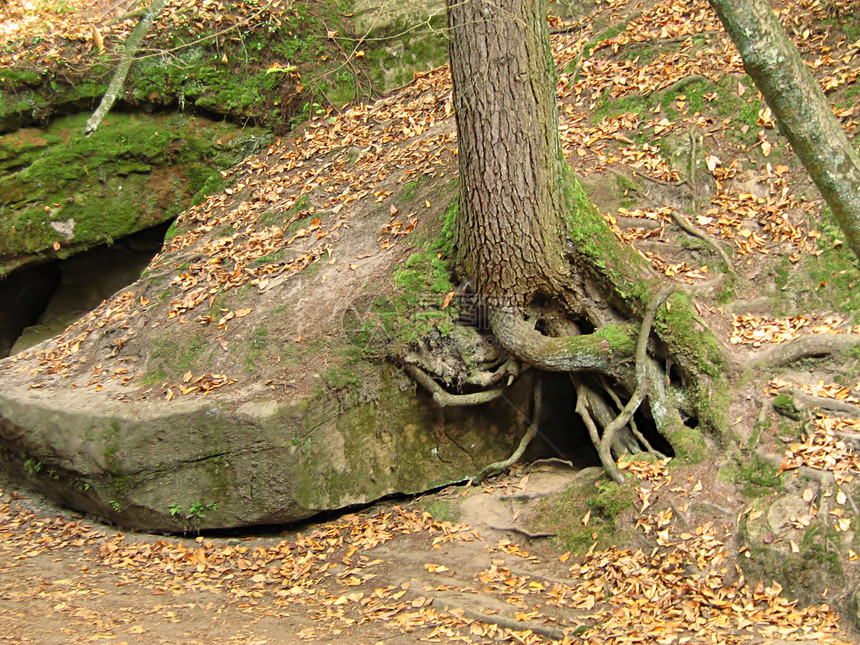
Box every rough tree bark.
[405,0,733,482]
[448,0,569,305]
[709,0,860,263]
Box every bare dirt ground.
[1,461,855,645]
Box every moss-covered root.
[652,290,731,442]
[488,309,638,383]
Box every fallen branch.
[430,597,567,641]
[85,0,166,136]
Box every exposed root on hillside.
[783,387,860,418]
[754,333,860,368]
[473,376,542,483]
[571,287,671,482]
[403,279,717,484]
[404,364,506,406]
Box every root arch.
[401,284,704,484]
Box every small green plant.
[109,499,122,512]
[182,501,218,521]
[23,458,42,476]
[187,501,206,519]
[169,503,181,517]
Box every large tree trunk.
[429,0,731,482]
[447,0,570,305]
[709,0,860,263]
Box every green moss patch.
[526,474,637,555]
[0,111,265,274]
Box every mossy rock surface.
[0,363,522,531]
[0,111,265,275]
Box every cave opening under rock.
[0,221,172,358]
[521,372,674,468]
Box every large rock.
[0,77,532,530]
[0,111,264,276]
[0,367,525,532]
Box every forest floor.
[2,0,860,642]
[0,460,854,645]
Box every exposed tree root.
[669,210,735,274]
[786,387,860,418]
[525,457,574,471]
[498,491,552,501]
[754,333,860,368]
[404,364,505,407]
[488,310,637,381]
[601,375,665,458]
[660,74,712,96]
[430,597,567,641]
[679,124,735,275]
[404,279,693,484]
[578,287,672,483]
[486,524,556,539]
[465,357,521,388]
[473,376,543,484]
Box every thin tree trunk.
[447,0,570,306]
[85,0,166,136]
[709,0,860,262]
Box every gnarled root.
[754,333,860,368]
[571,288,670,483]
[404,364,506,407]
[473,375,543,484]
[401,282,717,484]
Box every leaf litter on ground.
[2,0,860,640]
